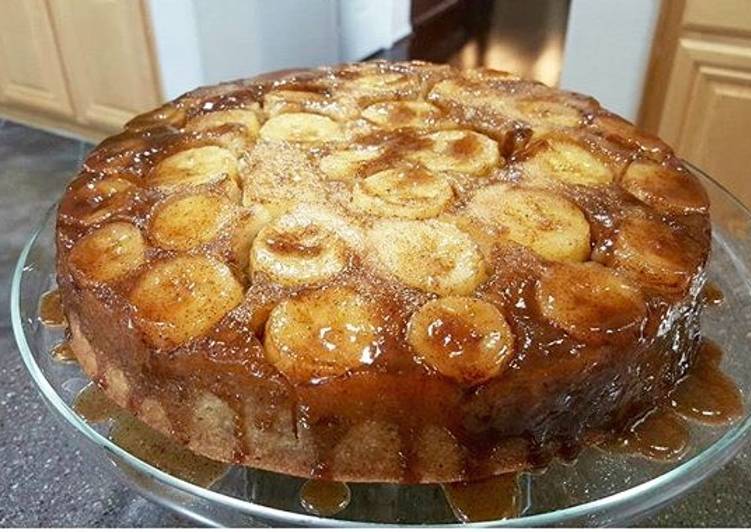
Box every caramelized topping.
[39,289,66,327]
[408,297,514,386]
[264,287,381,383]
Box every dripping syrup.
[39,289,66,327]
[442,473,520,523]
[50,341,77,363]
[72,384,227,487]
[601,408,689,462]
[669,340,743,425]
[702,282,725,306]
[299,479,352,517]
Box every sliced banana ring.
[148,146,239,192]
[185,109,261,141]
[407,296,514,386]
[514,99,582,130]
[612,214,696,291]
[70,177,136,225]
[250,205,360,286]
[468,184,591,262]
[263,90,357,121]
[259,112,342,143]
[130,255,244,348]
[361,100,444,129]
[519,138,614,186]
[536,261,647,343]
[264,286,381,383]
[69,222,146,284]
[341,71,417,99]
[621,160,709,215]
[409,130,501,175]
[367,219,487,295]
[149,193,235,251]
[352,166,454,219]
[319,145,383,181]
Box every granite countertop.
[1,119,750,527]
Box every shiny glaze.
[53,61,715,483]
[299,480,352,517]
[39,289,66,327]
[442,473,520,522]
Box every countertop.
[1,119,750,527]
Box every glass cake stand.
[11,163,751,527]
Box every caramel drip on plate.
[73,384,227,487]
[50,341,77,363]
[601,408,689,461]
[442,473,520,523]
[702,282,725,306]
[299,479,352,517]
[73,383,125,423]
[39,289,66,327]
[669,340,743,425]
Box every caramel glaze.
[442,473,520,522]
[50,340,77,363]
[54,61,717,483]
[39,289,66,327]
[702,282,725,306]
[299,479,352,517]
[73,384,227,486]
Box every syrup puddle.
[601,408,689,461]
[669,340,743,425]
[39,288,66,327]
[702,282,725,306]
[50,341,77,363]
[299,479,352,517]
[73,384,227,486]
[442,473,520,523]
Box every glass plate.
[11,163,751,527]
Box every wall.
[559,0,660,121]
[147,0,412,100]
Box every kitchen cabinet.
[0,0,160,140]
[640,0,751,205]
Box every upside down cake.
[55,61,711,483]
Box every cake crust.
[56,61,711,483]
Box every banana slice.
[149,194,235,251]
[148,146,239,192]
[130,255,244,348]
[409,130,501,175]
[467,184,591,262]
[264,286,381,382]
[612,214,696,291]
[407,296,514,386]
[69,222,146,284]
[352,166,453,219]
[67,177,136,225]
[536,261,647,344]
[361,100,444,130]
[592,112,669,154]
[259,112,342,143]
[514,98,582,130]
[126,104,186,132]
[228,204,273,270]
[367,219,486,295]
[250,204,360,286]
[519,138,614,186]
[341,71,417,100]
[185,109,261,141]
[319,145,383,181]
[621,160,709,215]
[263,90,357,121]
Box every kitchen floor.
[2,119,751,526]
